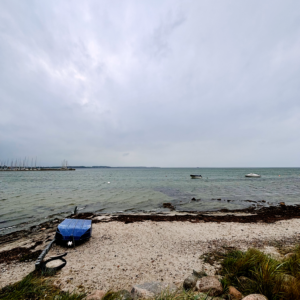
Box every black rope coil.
[41,253,67,273]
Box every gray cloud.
[0,0,300,167]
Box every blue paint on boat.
[55,219,92,242]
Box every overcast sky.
[0,1,300,167]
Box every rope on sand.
[35,238,67,273]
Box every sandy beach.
[1,213,300,295]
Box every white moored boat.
[245,173,261,178]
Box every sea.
[1,168,300,235]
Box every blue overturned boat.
[55,219,92,244]
[35,218,92,270]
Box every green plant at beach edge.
[0,270,86,300]
[219,245,300,300]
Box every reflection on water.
[0,168,300,234]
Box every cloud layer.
[1,0,300,167]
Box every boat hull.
[245,173,261,178]
[190,175,202,179]
[55,219,92,243]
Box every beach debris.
[131,282,176,299]
[241,295,268,300]
[195,276,223,296]
[68,241,73,247]
[228,286,243,300]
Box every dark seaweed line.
[101,205,300,224]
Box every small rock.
[229,286,242,300]
[87,290,106,300]
[242,295,268,300]
[183,275,197,291]
[279,202,285,206]
[196,276,223,296]
[131,282,177,299]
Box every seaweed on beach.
[105,204,300,224]
[18,249,42,262]
[0,240,43,264]
[0,246,41,264]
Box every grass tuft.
[219,245,300,300]
[0,271,86,300]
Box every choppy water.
[1,168,300,235]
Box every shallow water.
[0,168,299,234]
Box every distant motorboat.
[245,173,261,178]
[190,175,202,179]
